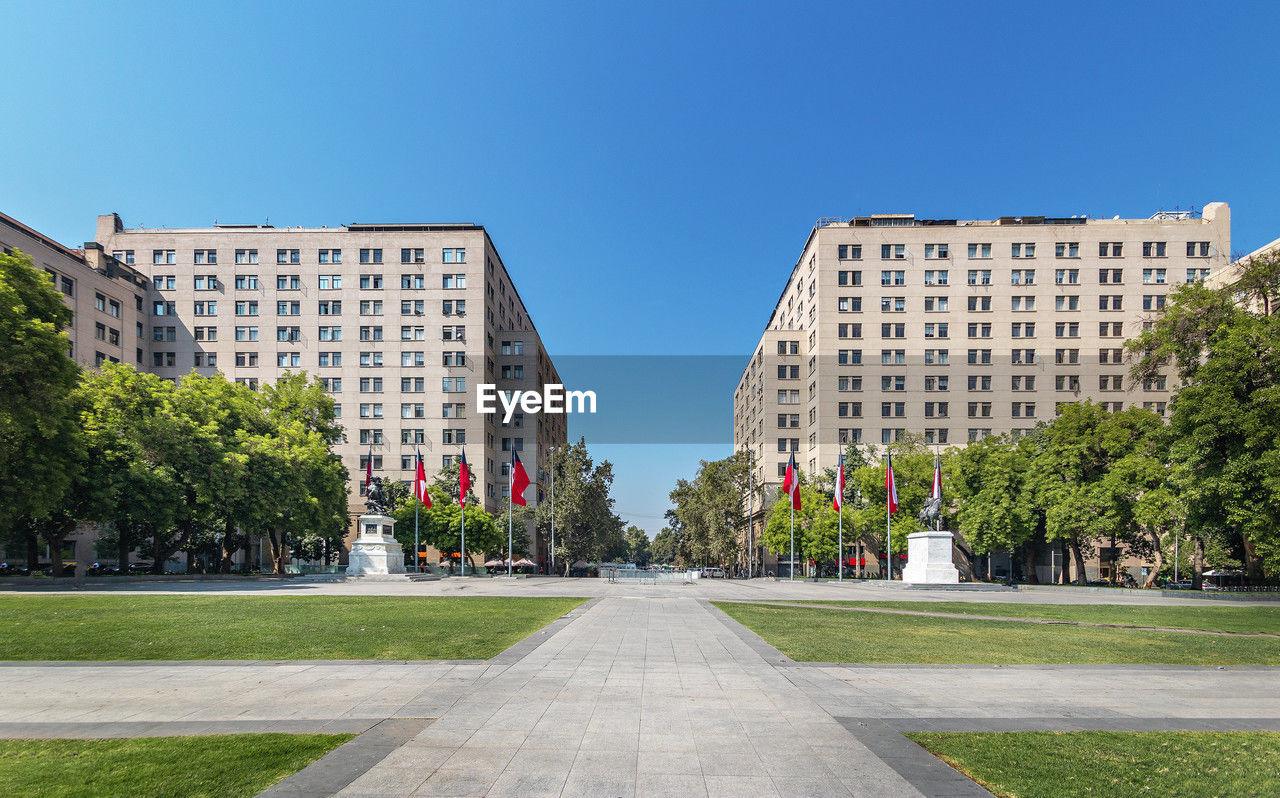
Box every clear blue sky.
[3,1,1278,534]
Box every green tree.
[668,451,753,568]
[650,527,678,564]
[950,434,1038,581]
[73,365,181,572]
[1131,255,1280,583]
[536,439,623,575]
[623,525,651,567]
[0,251,81,550]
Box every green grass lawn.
[906,730,1280,798]
[776,600,1280,634]
[0,733,351,798]
[713,602,1280,664]
[0,596,586,660]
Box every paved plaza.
[1,579,1278,797]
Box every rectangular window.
[1186,241,1210,258]
[1142,241,1168,258]
[360,248,383,264]
[442,274,467,289]
[360,274,384,290]
[924,244,949,260]
[837,244,862,260]
[276,274,301,291]
[880,244,905,260]
[1011,243,1035,258]
[234,249,259,265]
[1054,242,1080,258]
[837,270,862,286]
[966,243,991,259]
[1099,242,1123,257]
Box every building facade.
[73,214,564,568]
[1,212,151,371]
[735,203,1232,577]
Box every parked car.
[1164,580,1194,590]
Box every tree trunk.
[118,529,131,574]
[1191,538,1205,590]
[1242,535,1263,582]
[1143,529,1164,589]
[40,525,68,578]
[1021,542,1039,584]
[220,518,235,574]
[1071,540,1088,585]
[26,534,39,572]
[268,530,287,575]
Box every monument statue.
[365,476,387,515]
[918,495,943,528]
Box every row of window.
[826,320,1142,341]
[774,372,1171,399]
[822,346,1130,367]
[836,241,1213,261]
[152,273,468,291]
[157,299,469,317]
[118,248,467,266]
[837,267,1201,286]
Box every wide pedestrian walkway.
[336,597,919,797]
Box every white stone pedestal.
[346,514,405,575]
[902,530,960,584]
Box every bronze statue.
[366,476,387,515]
[918,495,943,528]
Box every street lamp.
[548,445,558,576]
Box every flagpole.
[507,463,513,577]
[414,490,419,574]
[789,503,795,582]
[885,451,891,581]
[838,500,843,583]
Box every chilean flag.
[781,452,801,511]
[364,445,373,491]
[833,452,845,512]
[886,451,899,514]
[414,447,431,508]
[930,452,942,503]
[458,450,470,507]
[510,450,530,506]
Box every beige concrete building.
[91,214,566,568]
[1,212,153,571]
[1,212,151,371]
[735,204,1232,576]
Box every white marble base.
[346,514,405,576]
[902,530,960,584]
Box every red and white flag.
[781,452,801,511]
[510,451,530,506]
[458,450,470,507]
[415,447,431,508]
[364,445,373,491]
[833,452,845,512]
[886,451,899,514]
[930,452,942,503]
